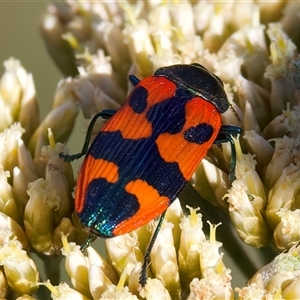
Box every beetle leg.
[214,125,242,183]
[59,109,117,162]
[80,233,96,252]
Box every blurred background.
[0,1,61,118]
[0,1,87,169]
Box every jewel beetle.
[60,63,242,286]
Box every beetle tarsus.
[59,152,84,162]
[139,259,149,287]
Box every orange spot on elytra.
[103,105,153,139]
[156,98,222,180]
[75,156,119,213]
[113,179,170,235]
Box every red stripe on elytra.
[155,98,221,180]
[101,76,178,140]
[75,156,119,213]
[105,105,153,139]
[113,179,170,235]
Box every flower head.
[0,1,300,299]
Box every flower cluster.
[53,202,233,300]
[0,0,300,299]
